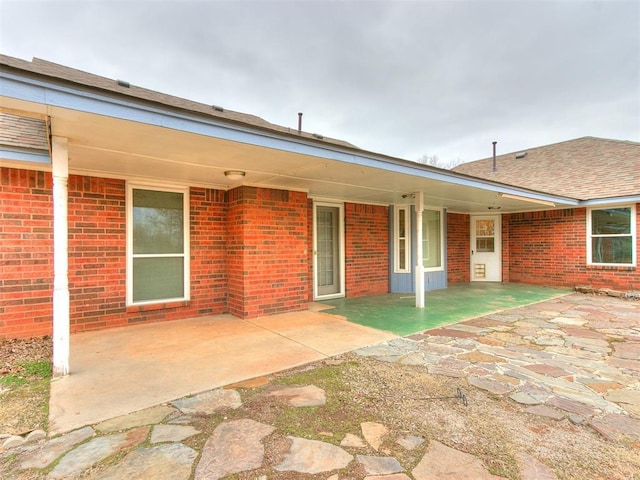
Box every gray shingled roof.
[0,55,356,149]
[453,137,640,201]
[0,112,48,151]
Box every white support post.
[415,191,425,308]
[52,136,70,377]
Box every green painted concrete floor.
[320,283,571,336]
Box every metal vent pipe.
[492,141,497,173]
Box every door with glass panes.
[313,203,344,299]
[470,215,502,282]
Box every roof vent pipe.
[298,112,303,134]
[492,141,497,173]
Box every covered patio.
[48,283,570,435]
[321,283,572,335]
[48,310,396,435]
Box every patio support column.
[415,191,425,308]
[52,136,70,377]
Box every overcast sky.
[1,0,638,165]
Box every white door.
[313,203,345,299]
[470,215,502,282]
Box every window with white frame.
[588,205,636,266]
[422,208,444,270]
[127,185,190,304]
[394,206,411,273]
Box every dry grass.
[0,337,52,436]
[2,339,639,479]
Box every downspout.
[415,192,425,308]
[52,136,70,377]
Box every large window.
[127,185,190,304]
[422,209,443,270]
[588,205,636,266]
[394,206,411,273]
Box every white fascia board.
[1,71,579,205]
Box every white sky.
[1,0,638,166]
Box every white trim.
[422,207,445,273]
[415,193,425,308]
[126,183,191,306]
[394,205,411,273]
[313,201,345,300]
[309,195,390,207]
[587,204,636,267]
[51,136,69,377]
[470,214,503,282]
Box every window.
[127,185,190,304]
[475,219,495,252]
[422,209,444,270]
[588,205,636,266]
[394,206,411,273]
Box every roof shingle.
[453,137,640,200]
[0,112,48,151]
[0,55,356,149]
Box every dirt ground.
[0,337,52,436]
[1,336,639,480]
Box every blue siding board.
[0,148,50,165]
[389,206,447,293]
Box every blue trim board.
[1,71,579,206]
[580,196,640,206]
[0,147,50,165]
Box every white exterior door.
[313,203,345,299]
[470,215,502,282]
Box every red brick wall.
[446,212,470,283]
[189,188,228,317]
[67,175,126,331]
[307,199,314,301]
[0,168,53,338]
[68,180,229,332]
[504,207,640,290]
[345,203,389,296]
[227,186,309,317]
[1,168,230,338]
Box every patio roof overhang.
[0,60,578,213]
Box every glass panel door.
[314,204,344,299]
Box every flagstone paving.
[356,294,640,444]
[1,293,639,479]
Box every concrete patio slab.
[49,311,395,435]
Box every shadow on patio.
[319,282,572,336]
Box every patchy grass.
[263,362,374,441]
[0,339,52,435]
[0,361,52,387]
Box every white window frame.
[422,207,445,272]
[394,205,411,273]
[126,183,190,306]
[587,204,636,267]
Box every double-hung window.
[587,205,636,266]
[127,185,190,305]
[394,206,411,273]
[422,208,443,270]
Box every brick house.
[454,137,639,291]
[1,56,638,374]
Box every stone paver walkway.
[356,294,640,443]
[1,293,639,479]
